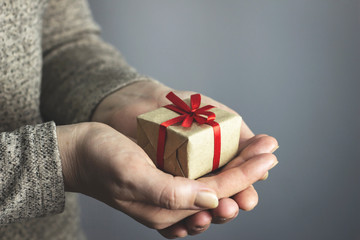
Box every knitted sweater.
[0,0,150,239]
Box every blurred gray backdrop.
[80,1,360,239]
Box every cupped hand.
[91,81,278,238]
[56,122,277,233]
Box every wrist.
[56,123,88,192]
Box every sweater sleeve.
[40,0,155,124]
[0,122,65,224]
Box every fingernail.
[192,225,207,232]
[261,171,269,180]
[212,217,227,224]
[271,145,279,153]
[213,211,238,224]
[189,224,209,235]
[270,160,279,170]
[194,226,206,231]
[217,218,228,222]
[195,190,219,209]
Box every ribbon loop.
[166,92,191,113]
[165,92,216,127]
[190,93,201,111]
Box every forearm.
[42,35,152,123]
[40,0,154,124]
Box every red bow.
[156,92,221,173]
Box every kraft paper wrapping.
[137,100,242,179]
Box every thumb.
[136,167,219,210]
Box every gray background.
[80,1,360,239]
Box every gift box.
[137,92,242,179]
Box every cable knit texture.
[0,0,152,239]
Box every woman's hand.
[56,122,277,233]
[91,81,278,238]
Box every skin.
[57,81,278,238]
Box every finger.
[224,135,279,171]
[234,135,278,181]
[239,135,278,158]
[232,185,258,211]
[237,134,270,155]
[211,198,239,224]
[240,136,278,159]
[261,171,269,181]
[158,221,188,239]
[200,153,278,198]
[185,211,212,235]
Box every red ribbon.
[156,92,221,172]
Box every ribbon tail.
[165,104,188,115]
[182,115,194,127]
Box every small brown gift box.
[137,93,242,179]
